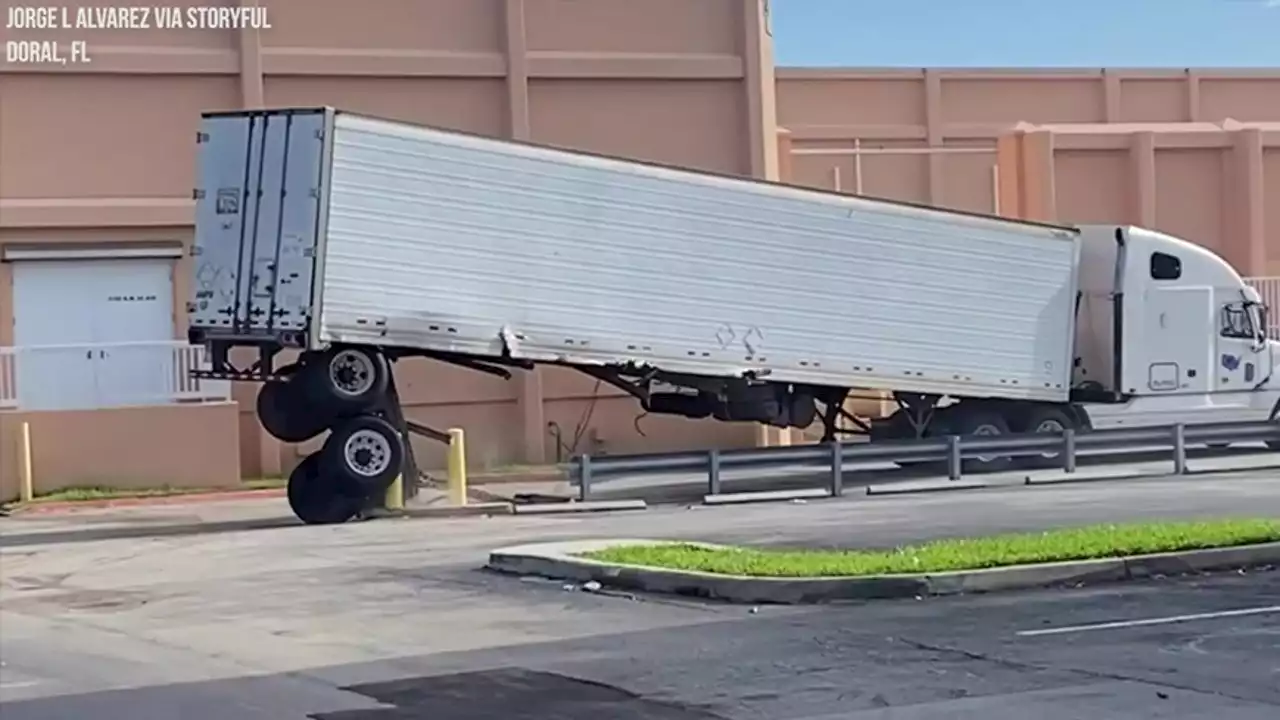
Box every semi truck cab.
[1074,224,1279,428]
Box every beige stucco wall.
[0,403,241,501]
[4,6,1280,490]
[993,122,1280,277]
[776,69,1280,273]
[0,0,778,486]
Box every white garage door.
[13,258,175,410]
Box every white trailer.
[187,108,1279,523]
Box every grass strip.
[580,519,1280,578]
[8,478,286,505]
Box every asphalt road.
[1,469,1278,719]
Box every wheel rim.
[972,423,1003,463]
[328,350,376,398]
[343,429,392,478]
[1034,419,1066,458]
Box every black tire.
[256,380,330,443]
[287,453,362,525]
[952,409,1014,474]
[320,414,404,497]
[304,347,389,415]
[1014,407,1078,470]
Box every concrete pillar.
[1128,132,1157,228]
[1186,70,1202,122]
[1102,70,1122,123]
[994,133,1025,218]
[1019,131,1058,222]
[236,0,269,478]
[923,69,945,203]
[743,0,779,180]
[237,0,264,108]
[503,0,547,464]
[993,128,1057,222]
[776,128,793,182]
[1223,128,1266,275]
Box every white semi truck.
[187,107,1280,523]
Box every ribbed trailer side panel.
[315,113,1079,403]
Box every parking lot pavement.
[1,471,1278,719]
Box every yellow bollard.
[18,421,33,504]
[446,428,467,506]
[383,474,404,511]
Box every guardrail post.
[707,449,721,495]
[1172,423,1187,475]
[946,435,962,481]
[578,455,593,502]
[1062,428,1077,474]
[829,439,843,497]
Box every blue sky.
[771,0,1280,67]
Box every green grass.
[8,477,287,505]
[581,519,1280,578]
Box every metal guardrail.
[570,421,1280,502]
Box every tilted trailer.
[186,107,1280,523]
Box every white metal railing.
[0,341,231,411]
[1244,276,1280,340]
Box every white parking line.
[1017,605,1280,637]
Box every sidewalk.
[3,451,1273,549]
[0,496,301,547]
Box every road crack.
[895,635,1277,706]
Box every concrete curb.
[703,488,829,505]
[512,499,647,515]
[400,501,513,518]
[486,539,1280,605]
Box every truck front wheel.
[950,408,1014,473]
[1015,406,1078,470]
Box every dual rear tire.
[257,347,391,443]
[286,416,405,525]
[893,404,1080,474]
[259,347,405,525]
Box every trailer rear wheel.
[287,453,362,525]
[1015,407,1077,470]
[952,409,1014,473]
[321,414,404,497]
[306,346,389,415]
[256,380,329,443]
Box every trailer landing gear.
[260,346,419,525]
